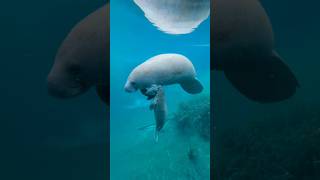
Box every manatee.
[212,0,299,103]
[140,83,161,100]
[124,53,203,94]
[148,85,167,142]
[47,4,109,104]
[133,0,210,34]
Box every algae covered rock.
[173,95,210,141]
[214,102,320,180]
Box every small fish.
[137,123,155,131]
[125,98,149,109]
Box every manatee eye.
[131,82,136,87]
[69,65,81,75]
[141,88,147,94]
[68,65,82,83]
[68,65,82,80]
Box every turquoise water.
[110,1,210,179]
[1,0,320,179]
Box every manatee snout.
[46,5,109,103]
[124,80,137,93]
[47,66,90,98]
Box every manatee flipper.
[96,85,109,104]
[180,78,204,94]
[141,88,156,100]
[223,51,299,103]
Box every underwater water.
[213,1,320,180]
[0,1,108,179]
[110,1,210,179]
[1,0,320,180]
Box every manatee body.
[133,0,210,34]
[47,4,109,104]
[124,54,203,94]
[212,0,298,102]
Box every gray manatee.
[124,53,203,95]
[212,0,299,102]
[47,4,109,104]
[133,0,210,34]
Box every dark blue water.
[213,1,320,179]
[0,1,107,179]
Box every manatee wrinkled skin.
[47,4,109,104]
[133,0,210,34]
[212,0,298,103]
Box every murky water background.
[213,1,320,179]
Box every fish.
[125,98,150,109]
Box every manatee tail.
[180,78,204,94]
[223,51,299,103]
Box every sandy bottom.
[111,122,210,180]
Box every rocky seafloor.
[214,101,320,180]
[111,95,211,180]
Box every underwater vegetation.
[111,96,210,180]
[173,95,210,141]
[214,101,320,180]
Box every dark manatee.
[47,4,109,104]
[212,0,299,103]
